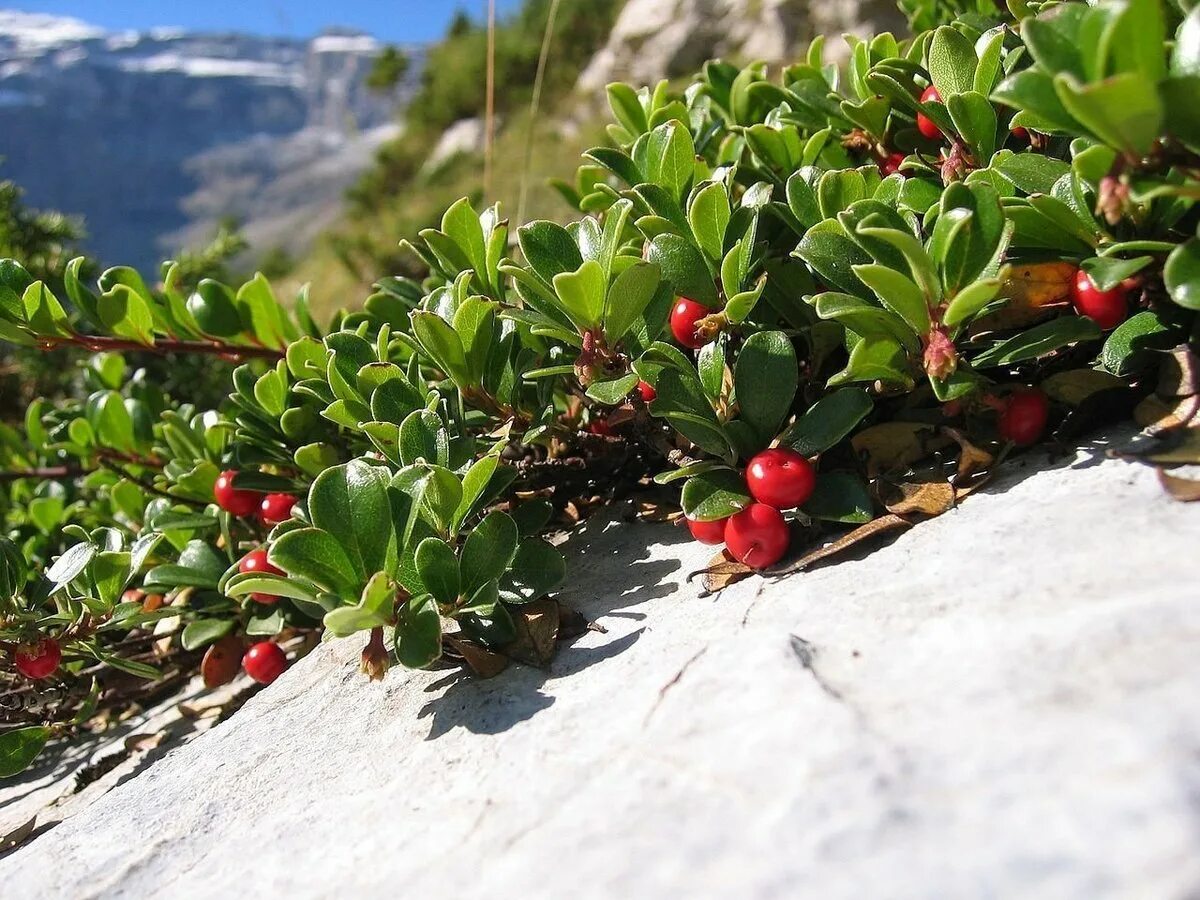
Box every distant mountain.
[0,10,417,272]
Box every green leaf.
[780,388,873,455]
[410,311,470,388]
[323,571,395,637]
[452,455,504,531]
[947,91,998,163]
[270,527,361,598]
[604,261,661,341]
[646,121,695,202]
[1164,238,1200,310]
[414,537,460,606]
[1101,310,1175,375]
[929,26,978,96]
[98,284,156,345]
[552,259,606,330]
[802,472,874,523]
[943,278,1002,327]
[519,220,584,284]
[607,82,648,135]
[648,234,717,306]
[681,468,752,521]
[22,281,72,337]
[441,197,487,278]
[1054,73,1163,157]
[35,541,97,601]
[499,537,566,605]
[586,373,639,405]
[794,219,871,298]
[972,316,1102,368]
[0,726,49,778]
[181,618,235,651]
[828,336,914,388]
[405,464,463,533]
[734,331,797,446]
[852,264,931,334]
[394,593,442,668]
[460,510,518,596]
[994,154,1072,195]
[308,460,396,581]
[688,181,731,261]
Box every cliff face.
[578,0,906,92]
[0,12,413,271]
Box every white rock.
[421,117,487,174]
[2,429,1197,898]
[577,0,906,94]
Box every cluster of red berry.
[686,447,816,569]
[213,469,297,684]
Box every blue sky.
[7,1,524,43]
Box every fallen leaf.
[773,515,913,574]
[1158,468,1200,502]
[123,732,164,752]
[503,598,560,668]
[941,427,995,481]
[1111,427,1200,465]
[0,817,37,852]
[1134,394,1200,432]
[1155,345,1199,399]
[879,480,956,516]
[850,422,942,477]
[691,548,755,594]
[200,635,244,689]
[444,636,510,679]
[971,261,1075,332]
[1053,386,1139,444]
[555,602,601,641]
[1041,369,1127,406]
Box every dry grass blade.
[772,514,912,575]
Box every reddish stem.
[37,334,284,361]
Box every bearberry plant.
[2,0,1199,776]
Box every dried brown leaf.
[880,480,956,516]
[445,636,510,679]
[1134,394,1200,432]
[1112,427,1200,465]
[123,732,164,752]
[200,635,244,689]
[1042,369,1126,407]
[971,261,1075,332]
[691,548,755,594]
[773,515,912,575]
[1,816,37,852]
[1157,468,1200,502]
[941,426,995,481]
[1155,345,1199,399]
[503,598,560,668]
[851,422,941,477]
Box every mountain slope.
[0,10,413,271]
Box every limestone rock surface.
[1,430,1197,898]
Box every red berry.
[213,470,263,518]
[998,388,1049,447]
[745,448,817,509]
[724,504,790,569]
[1070,269,1128,330]
[259,492,296,525]
[880,152,906,177]
[669,297,711,350]
[637,380,657,403]
[1011,125,1029,140]
[239,548,284,604]
[917,85,942,140]
[14,638,61,680]
[686,515,728,545]
[588,418,612,437]
[242,641,287,685]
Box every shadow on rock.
[416,514,682,738]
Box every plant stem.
[37,334,284,361]
[0,466,86,482]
